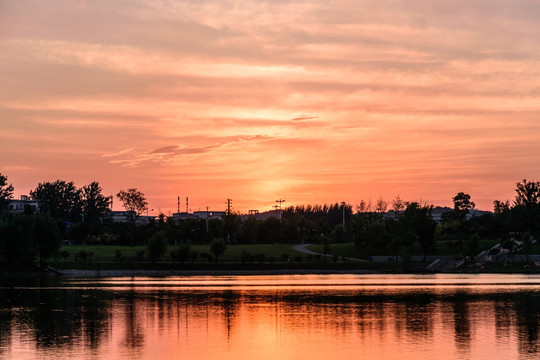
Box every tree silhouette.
[513,179,540,232]
[116,189,147,221]
[453,192,475,220]
[0,173,14,214]
[30,180,81,221]
[116,188,147,245]
[400,202,437,262]
[81,182,111,223]
[514,179,540,208]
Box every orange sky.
[1,0,540,214]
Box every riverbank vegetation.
[1,173,540,272]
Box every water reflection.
[451,293,471,350]
[0,275,539,360]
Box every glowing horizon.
[2,0,540,214]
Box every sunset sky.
[1,0,540,214]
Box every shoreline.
[4,268,380,278]
[1,267,539,278]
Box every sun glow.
[2,0,540,212]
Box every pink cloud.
[1,0,540,212]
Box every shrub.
[210,238,226,263]
[75,250,88,262]
[176,241,192,264]
[147,230,168,263]
[255,253,265,264]
[115,250,124,263]
[200,252,213,263]
[241,250,251,265]
[190,250,199,263]
[59,250,70,262]
[136,250,145,262]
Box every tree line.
[1,173,539,267]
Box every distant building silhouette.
[109,211,156,224]
[172,210,226,221]
[8,195,39,214]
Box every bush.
[147,230,168,263]
[241,250,251,265]
[115,250,124,263]
[75,250,88,262]
[466,233,480,259]
[255,253,265,264]
[190,250,199,263]
[136,250,145,262]
[85,235,101,245]
[176,241,192,264]
[59,250,70,262]
[210,238,226,263]
[101,233,118,245]
[200,252,213,263]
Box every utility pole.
[227,199,232,216]
[186,197,189,213]
[206,205,209,232]
[177,196,180,213]
[275,198,285,223]
[341,201,346,226]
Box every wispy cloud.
[1,0,540,211]
[291,115,318,122]
[104,135,273,167]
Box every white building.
[109,211,156,224]
[8,195,39,214]
[172,210,226,221]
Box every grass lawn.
[308,243,360,258]
[50,243,405,271]
[44,239,540,272]
[57,245,147,263]
[56,243,306,264]
[218,244,302,262]
[308,238,501,259]
[412,238,500,256]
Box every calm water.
[0,274,539,360]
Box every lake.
[0,274,539,360]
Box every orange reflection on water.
[1,274,539,360]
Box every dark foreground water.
[0,274,539,360]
